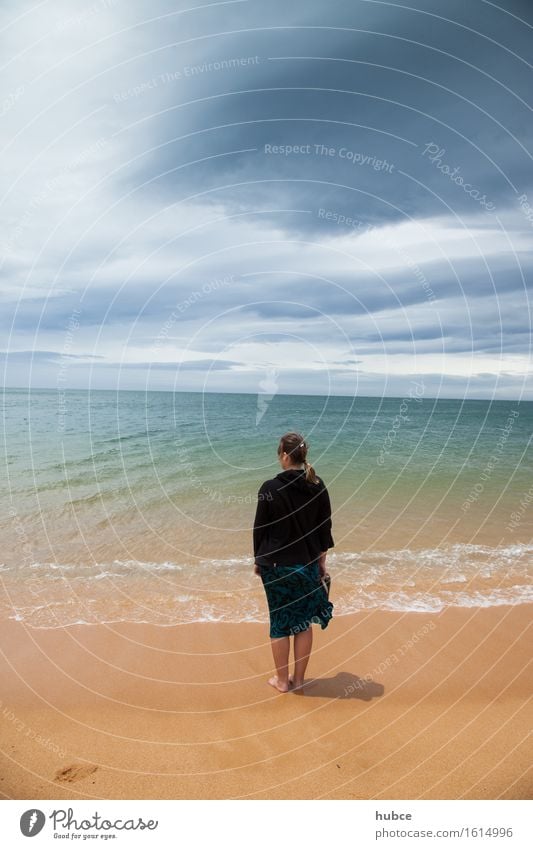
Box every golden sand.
[0,605,531,800]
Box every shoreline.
[0,604,531,800]
[3,596,533,630]
[2,537,531,628]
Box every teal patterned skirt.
[260,560,334,638]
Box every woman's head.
[277,432,319,485]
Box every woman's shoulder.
[257,477,279,494]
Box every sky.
[1,0,532,399]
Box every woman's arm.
[317,550,328,576]
[253,482,271,571]
[317,484,334,552]
[316,483,333,576]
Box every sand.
[0,604,531,800]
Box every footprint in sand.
[54,763,98,783]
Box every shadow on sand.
[296,672,384,700]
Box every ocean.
[1,388,532,627]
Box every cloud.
[0,350,104,363]
[1,0,532,399]
[100,357,240,370]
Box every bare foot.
[268,675,289,693]
[291,679,305,693]
[288,674,304,692]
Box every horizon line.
[2,385,530,403]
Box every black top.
[253,469,334,567]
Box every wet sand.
[0,604,531,800]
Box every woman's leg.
[293,626,313,689]
[269,636,290,692]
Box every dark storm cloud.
[5,247,530,349]
[117,0,533,235]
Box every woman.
[253,432,334,693]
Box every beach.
[2,389,532,799]
[1,604,531,800]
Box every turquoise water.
[1,388,532,626]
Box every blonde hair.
[277,431,320,485]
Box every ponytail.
[304,459,319,485]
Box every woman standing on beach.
[253,432,334,693]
